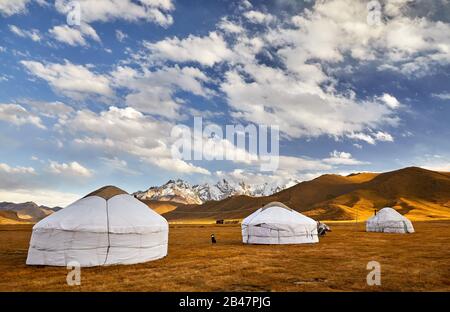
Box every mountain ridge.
[162,167,450,222]
[0,201,62,224]
[133,178,295,204]
[1,167,449,224]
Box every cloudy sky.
[0,0,449,206]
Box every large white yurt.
[241,202,319,244]
[366,207,415,233]
[26,186,169,267]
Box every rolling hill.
[161,167,450,222]
[0,202,61,224]
[0,167,448,224]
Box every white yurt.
[241,202,319,244]
[26,186,169,267]
[366,207,415,233]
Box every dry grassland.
[0,221,449,291]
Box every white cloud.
[0,0,30,16]
[0,163,35,174]
[8,24,41,42]
[175,130,258,166]
[273,0,450,76]
[48,160,92,177]
[373,131,394,142]
[239,0,253,10]
[0,0,48,16]
[323,150,369,165]
[277,155,332,172]
[144,32,233,66]
[219,155,334,187]
[21,60,113,100]
[0,161,90,202]
[99,156,140,175]
[111,65,211,118]
[384,0,414,17]
[214,154,334,188]
[347,132,376,145]
[115,29,127,42]
[412,154,450,172]
[23,100,74,119]
[0,162,37,190]
[380,93,401,109]
[49,24,100,46]
[120,1,417,145]
[214,149,371,187]
[221,65,398,140]
[423,163,450,172]
[432,93,450,100]
[0,188,80,207]
[64,106,210,175]
[238,0,253,10]
[213,1,439,142]
[54,0,174,27]
[218,18,244,34]
[347,131,394,144]
[0,103,45,129]
[243,10,275,24]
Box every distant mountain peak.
[161,167,450,222]
[133,178,295,204]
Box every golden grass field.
[0,221,449,292]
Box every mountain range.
[1,167,449,224]
[133,178,295,204]
[0,178,293,224]
[0,202,61,224]
[161,167,450,222]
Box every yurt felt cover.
[241,202,319,244]
[366,207,415,233]
[26,186,169,267]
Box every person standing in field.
[211,234,217,244]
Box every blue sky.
[0,0,449,206]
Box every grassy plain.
[0,221,449,291]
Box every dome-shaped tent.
[26,186,169,267]
[366,207,414,233]
[241,202,319,244]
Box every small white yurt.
[366,207,414,234]
[241,202,319,244]
[27,186,169,267]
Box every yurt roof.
[368,207,409,222]
[83,185,128,200]
[377,207,404,217]
[242,201,315,226]
[261,201,292,211]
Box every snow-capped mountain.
[133,179,298,204]
[134,179,204,205]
